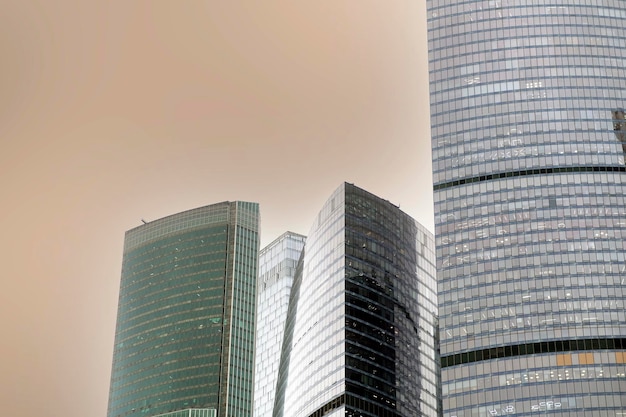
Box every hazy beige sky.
[0,2,432,416]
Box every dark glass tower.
[273,183,439,417]
[428,1,626,416]
[107,202,259,417]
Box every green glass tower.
[107,202,259,417]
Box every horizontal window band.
[441,337,626,368]
[434,166,626,191]
[306,394,345,417]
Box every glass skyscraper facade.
[428,1,626,416]
[254,231,306,417]
[273,183,439,417]
[107,202,259,417]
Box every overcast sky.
[0,2,432,416]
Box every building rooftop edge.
[260,231,307,254]
[123,201,259,252]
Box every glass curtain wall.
[427,1,626,415]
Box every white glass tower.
[254,232,306,417]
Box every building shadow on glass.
[613,108,626,153]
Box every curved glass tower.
[428,1,626,416]
[107,202,259,417]
[273,183,439,417]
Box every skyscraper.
[428,1,626,416]
[254,232,306,417]
[107,202,259,417]
[273,183,439,417]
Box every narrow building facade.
[254,232,306,417]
